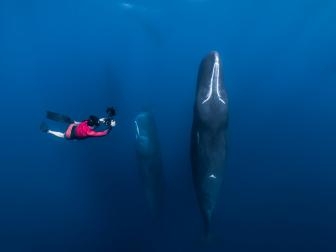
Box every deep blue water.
[1,0,335,251]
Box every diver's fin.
[40,122,49,133]
[46,111,74,124]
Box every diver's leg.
[47,130,65,138]
[40,122,65,138]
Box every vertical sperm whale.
[135,112,164,218]
[190,51,229,236]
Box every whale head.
[134,112,157,156]
[195,51,228,129]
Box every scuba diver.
[40,107,117,140]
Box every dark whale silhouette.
[190,51,229,237]
[134,112,164,218]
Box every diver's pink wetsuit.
[65,120,109,139]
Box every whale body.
[190,51,229,236]
[135,112,164,217]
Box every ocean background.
[0,0,335,251]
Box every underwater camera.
[99,107,116,126]
[101,118,112,126]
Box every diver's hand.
[111,120,116,127]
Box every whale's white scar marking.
[202,54,225,104]
[209,174,216,179]
[134,121,140,138]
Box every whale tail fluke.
[194,231,223,249]
[204,217,212,240]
